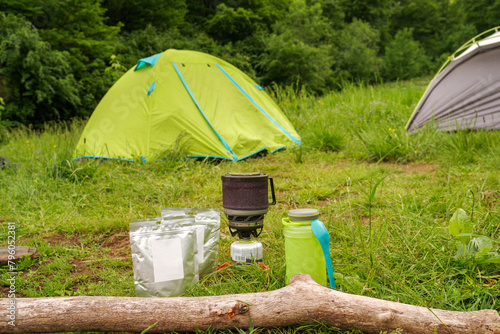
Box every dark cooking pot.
[221,173,276,211]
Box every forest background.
[0,0,499,129]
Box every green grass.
[1,79,499,334]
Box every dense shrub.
[102,0,187,32]
[259,35,333,92]
[258,1,336,92]
[0,14,81,126]
[334,19,382,84]
[382,28,430,81]
[206,4,262,43]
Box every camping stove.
[221,173,275,263]
[224,208,266,239]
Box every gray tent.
[406,28,500,132]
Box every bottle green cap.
[288,208,319,221]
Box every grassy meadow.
[1,79,499,333]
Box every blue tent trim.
[172,62,238,161]
[253,83,265,90]
[135,53,163,71]
[186,154,233,160]
[271,145,286,153]
[76,146,277,162]
[147,81,156,96]
[73,155,134,162]
[187,146,269,161]
[237,146,268,160]
[215,64,302,145]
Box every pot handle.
[269,177,276,206]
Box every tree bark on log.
[1,274,499,334]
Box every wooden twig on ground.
[1,274,499,334]
[0,247,37,264]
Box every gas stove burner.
[227,216,264,239]
[224,208,266,239]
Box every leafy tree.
[206,4,262,43]
[0,0,122,122]
[204,0,292,74]
[307,0,345,29]
[389,0,447,59]
[259,1,335,92]
[0,1,43,17]
[33,0,120,74]
[0,98,4,119]
[272,1,335,46]
[101,0,187,32]
[259,35,333,92]
[2,0,120,68]
[334,19,381,84]
[0,14,81,125]
[103,55,127,82]
[184,0,221,26]
[249,0,292,29]
[436,23,477,65]
[452,0,500,34]
[339,0,396,35]
[205,0,294,44]
[185,0,291,31]
[430,0,477,61]
[382,28,430,81]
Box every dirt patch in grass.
[0,285,26,298]
[68,259,103,278]
[1,233,133,298]
[339,213,383,226]
[374,161,440,174]
[358,215,382,226]
[388,162,439,174]
[102,233,131,258]
[14,231,131,263]
[41,233,82,246]
[40,232,131,258]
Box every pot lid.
[221,172,268,182]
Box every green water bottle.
[282,208,327,285]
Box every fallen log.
[1,274,499,334]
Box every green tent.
[74,49,301,162]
